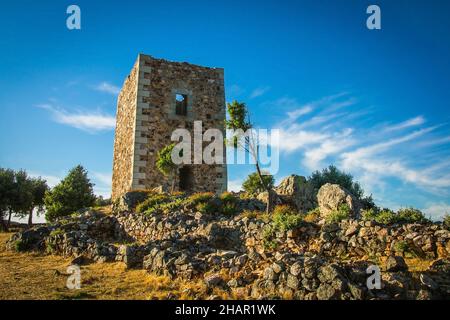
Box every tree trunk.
[255,162,274,214]
[28,208,33,228]
[0,215,7,232]
[7,209,12,228]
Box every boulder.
[386,255,408,272]
[317,183,360,219]
[274,175,316,213]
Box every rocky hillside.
[6,177,450,300]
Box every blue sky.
[1,0,450,221]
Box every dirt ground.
[0,232,230,300]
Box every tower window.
[175,93,188,116]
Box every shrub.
[303,208,320,223]
[325,204,351,224]
[14,239,28,252]
[219,192,239,215]
[444,214,450,230]
[196,202,217,215]
[397,207,428,224]
[308,165,364,199]
[272,205,303,232]
[136,194,170,213]
[186,192,214,207]
[374,209,397,225]
[361,208,379,221]
[242,172,274,195]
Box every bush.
[303,208,320,223]
[444,214,450,230]
[397,207,428,224]
[136,194,170,213]
[14,239,28,252]
[242,172,274,195]
[219,192,238,215]
[361,208,379,221]
[374,209,397,225]
[186,192,214,207]
[44,165,96,222]
[196,202,218,215]
[325,204,351,224]
[308,165,364,199]
[272,205,303,232]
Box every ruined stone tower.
[112,54,227,200]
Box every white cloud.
[38,103,115,133]
[422,203,450,221]
[95,82,120,95]
[250,86,270,99]
[383,116,425,132]
[228,179,243,192]
[28,172,62,188]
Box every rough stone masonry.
[112,54,228,200]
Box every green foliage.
[225,100,252,132]
[219,192,239,215]
[195,202,218,215]
[14,239,28,252]
[444,214,450,230]
[94,196,111,207]
[308,165,365,200]
[272,205,303,232]
[44,165,95,222]
[303,207,320,223]
[242,172,274,195]
[325,204,351,224]
[186,192,214,207]
[361,208,379,221]
[136,193,171,213]
[397,207,428,224]
[156,144,178,177]
[374,209,397,225]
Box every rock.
[286,274,300,289]
[204,274,222,287]
[70,255,91,266]
[290,262,303,276]
[274,175,316,212]
[420,274,438,290]
[385,255,408,272]
[271,263,284,274]
[316,283,338,300]
[317,183,360,219]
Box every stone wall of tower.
[112,54,228,200]
[111,59,139,201]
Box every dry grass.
[0,232,231,300]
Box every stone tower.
[112,54,227,200]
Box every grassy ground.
[0,232,231,300]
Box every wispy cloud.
[250,86,270,99]
[267,93,450,209]
[383,116,425,132]
[228,179,243,192]
[28,172,62,188]
[94,82,120,95]
[38,103,115,133]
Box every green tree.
[156,143,179,193]
[242,172,275,195]
[308,165,364,199]
[16,177,48,227]
[225,100,274,213]
[10,170,33,225]
[44,165,95,222]
[0,168,15,231]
